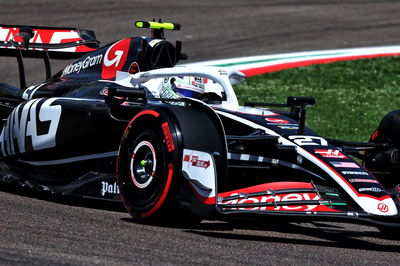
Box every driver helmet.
[159,76,224,103]
[166,76,205,99]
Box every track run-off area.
[188,45,400,76]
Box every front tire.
[118,110,178,221]
[117,109,201,225]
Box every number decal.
[289,135,328,146]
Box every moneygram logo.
[223,193,323,211]
[62,54,103,76]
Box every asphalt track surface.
[1,0,400,265]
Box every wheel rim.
[130,140,157,189]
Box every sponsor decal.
[289,135,328,146]
[177,82,204,93]
[101,38,131,79]
[377,203,389,213]
[315,149,347,158]
[128,62,140,74]
[22,83,45,100]
[100,88,108,96]
[297,155,303,164]
[148,39,162,47]
[62,54,103,76]
[182,149,216,198]
[265,118,289,124]
[0,98,61,156]
[218,69,228,75]
[192,77,205,89]
[277,125,298,130]
[161,122,175,152]
[223,192,325,211]
[359,187,382,193]
[330,162,360,168]
[101,181,120,196]
[0,27,21,42]
[184,154,210,169]
[0,27,87,51]
[235,108,278,116]
[342,171,369,175]
[349,178,379,183]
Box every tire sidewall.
[117,110,180,219]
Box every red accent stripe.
[187,181,216,204]
[141,163,174,217]
[371,130,379,141]
[240,53,400,77]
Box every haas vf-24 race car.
[0,21,399,234]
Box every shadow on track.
[184,221,400,253]
[4,182,400,253]
[119,216,400,252]
[0,182,126,212]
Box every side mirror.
[287,96,316,135]
[105,86,147,106]
[287,96,315,107]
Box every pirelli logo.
[162,122,175,152]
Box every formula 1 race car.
[0,21,399,235]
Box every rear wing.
[0,24,100,89]
[0,24,99,59]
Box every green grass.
[234,57,400,141]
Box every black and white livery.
[0,21,399,235]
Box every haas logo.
[377,203,389,213]
[0,98,61,156]
[101,38,130,79]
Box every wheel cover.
[130,140,157,189]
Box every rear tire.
[364,110,400,187]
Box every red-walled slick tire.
[117,109,201,225]
[117,110,178,221]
